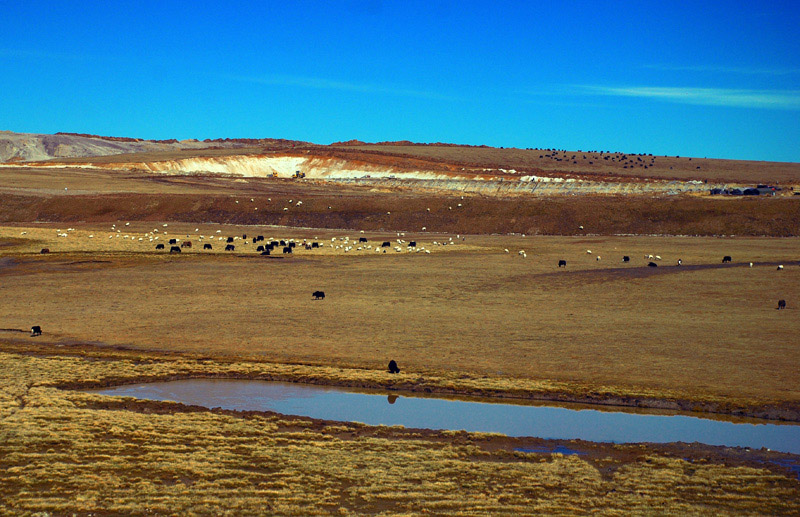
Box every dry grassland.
[1,224,798,418]
[1,158,799,514]
[1,344,799,515]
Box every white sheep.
[655,255,662,260]
[596,256,601,261]
[586,250,592,254]
[778,265,784,270]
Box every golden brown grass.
[2,225,799,418]
[3,153,799,514]
[2,344,799,515]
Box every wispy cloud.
[574,85,800,110]
[645,64,800,76]
[229,74,460,101]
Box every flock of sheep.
[21,226,795,275]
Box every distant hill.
[0,131,305,162]
[2,131,798,185]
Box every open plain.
[1,140,799,514]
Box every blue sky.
[1,1,798,161]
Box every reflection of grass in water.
[2,345,799,515]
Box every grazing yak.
[409,241,417,247]
[30,325,42,337]
[261,250,270,255]
[388,360,400,374]
[558,260,567,268]
[381,241,391,247]
[227,237,234,243]
[169,246,182,253]
[622,256,630,262]
[648,262,658,267]
[778,299,786,310]
[256,245,264,252]
[312,291,325,300]
[203,243,212,250]
[311,242,319,248]
[181,241,192,248]
[283,246,292,254]
[722,256,732,263]
[225,244,235,251]
[359,237,368,243]
[40,248,50,254]
[155,243,165,250]
[169,238,178,245]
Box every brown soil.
[1,183,798,237]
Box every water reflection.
[88,379,800,455]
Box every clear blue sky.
[1,1,798,162]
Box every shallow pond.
[89,379,800,454]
